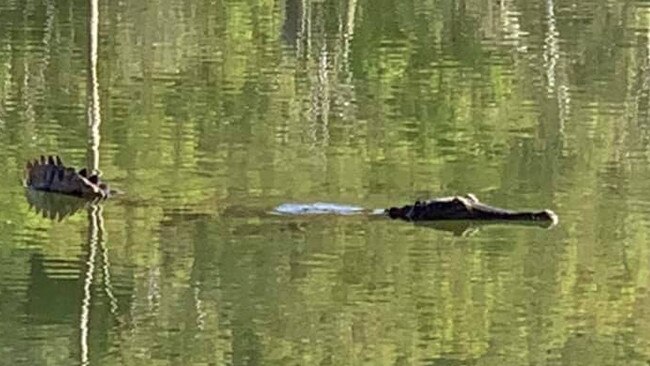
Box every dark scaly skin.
[385,194,558,224]
[24,155,110,199]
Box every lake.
[1,0,650,365]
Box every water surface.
[2,0,650,365]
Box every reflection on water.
[24,189,89,221]
[2,0,650,365]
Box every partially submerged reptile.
[385,193,558,224]
[24,155,110,199]
[274,194,558,226]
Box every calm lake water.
[1,0,650,365]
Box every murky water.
[2,0,650,365]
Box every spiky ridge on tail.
[24,155,109,199]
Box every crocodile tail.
[25,155,106,199]
[25,156,58,190]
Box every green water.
[1,0,650,365]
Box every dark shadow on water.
[411,219,557,236]
[25,189,89,221]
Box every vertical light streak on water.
[342,0,357,83]
[80,2,113,363]
[305,0,312,58]
[87,0,101,174]
[626,15,650,123]
[317,42,330,146]
[99,208,118,317]
[41,0,55,70]
[639,19,650,120]
[625,17,650,125]
[80,204,100,366]
[544,0,569,134]
[297,0,307,57]
[543,0,558,94]
[499,0,525,52]
[194,284,206,331]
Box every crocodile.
[273,194,558,227]
[24,155,110,200]
[385,194,557,225]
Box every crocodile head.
[386,197,472,221]
[386,195,558,225]
[24,155,110,199]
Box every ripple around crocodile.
[272,202,369,216]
